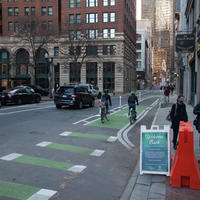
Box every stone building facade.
[0,0,137,94]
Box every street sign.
[140,125,170,176]
[176,34,195,53]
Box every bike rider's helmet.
[131,91,135,95]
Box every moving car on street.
[54,84,95,109]
[1,87,41,105]
[78,83,101,98]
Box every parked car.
[19,84,49,96]
[1,87,41,105]
[78,83,101,98]
[54,84,95,109]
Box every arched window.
[16,49,29,74]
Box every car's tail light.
[71,94,77,98]
[54,93,59,98]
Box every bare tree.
[14,16,57,84]
[59,19,103,83]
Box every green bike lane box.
[140,125,170,176]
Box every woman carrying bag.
[170,95,188,150]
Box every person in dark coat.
[101,89,112,114]
[170,95,188,150]
[193,101,200,133]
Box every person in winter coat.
[164,86,170,103]
[101,89,112,114]
[170,95,188,150]
[193,101,200,133]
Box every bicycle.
[98,101,109,123]
[129,107,137,124]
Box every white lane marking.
[0,106,54,115]
[152,101,161,125]
[59,131,72,136]
[27,189,57,200]
[68,165,87,173]
[118,98,160,150]
[82,96,158,126]
[36,142,52,147]
[90,150,105,157]
[73,114,100,124]
[107,136,118,142]
[0,153,23,161]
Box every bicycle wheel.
[130,109,133,124]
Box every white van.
[78,83,100,98]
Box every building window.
[41,21,47,30]
[14,0,19,2]
[136,43,141,50]
[8,8,12,16]
[86,13,98,23]
[86,0,98,7]
[8,22,13,31]
[103,0,108,6]
[136,34,141,41]
[31,7,35,16]
[76,0,81,8]
[76,30,81,39]
[41,7,46,16]
[110,13,115,22]
[103,29,108,38]
[137,52,141,59]
[137,61,141,68]
[24,22,30,30]
[14,22,19,31]
[14,8,19,16]
[110,0,115,6]
[54,47,59,56]
[110,29,115,38]
[48,7,53,16]
[24,7,29,16]
[110,45,115,55]
[48,21,53,30]
[69,14,74,24]
[86,29,98,39]
[76,14,81,24]
[86,46,97,56]
[31,21,36,30]
[103,45,108,55]
[69,30,75,40]
[103,13,108,22]
[69,0,74,8]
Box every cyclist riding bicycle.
[128,91,139,116]
[101,89,112,114]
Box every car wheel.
[78,101,83,109]
[17,98,22,105]
[56,104,62,109]
[90,99,95,107]
[35,97,41,103]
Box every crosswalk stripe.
[27,189,57,200]
[36,142,105,156]
[0,153,86,172]
[59,131,117,143]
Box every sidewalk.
[120,94,200,200]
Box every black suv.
[54,84,95,109]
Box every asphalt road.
[0,90,161,200]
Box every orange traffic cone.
[170,121,200,189]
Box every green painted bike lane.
[88,106,146,129]
[0,180,39,200]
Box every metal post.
[139,92,141,101]
[119,96,121,107]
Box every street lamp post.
[45,53,54,98]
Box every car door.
[25,88,34,103]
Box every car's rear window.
[58,87,74,94]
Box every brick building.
[0,0,137,93]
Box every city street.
[0,90,161,200]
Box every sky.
[136,0,141,20]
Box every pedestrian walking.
[164,86,170,103]
[170,84,174,96]
[170,95,188,150]
[193,101,200,133]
